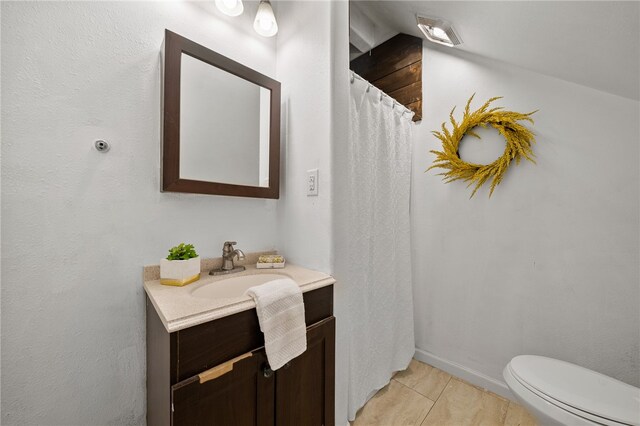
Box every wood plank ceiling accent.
[350,33,423,122]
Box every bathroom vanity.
[144,260,335,426]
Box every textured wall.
[412,46,640,389]
[275,1,333,273]
[1,2,278,424]
[274,4,351,426]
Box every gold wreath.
[428,95,537,198]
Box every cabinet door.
[171,349,274,426]
[275,317,335,426]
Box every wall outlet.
[307,169,319,196]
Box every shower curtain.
[346,73,415,420]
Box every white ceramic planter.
[160,256,201,286]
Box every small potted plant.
[160,243,201,286]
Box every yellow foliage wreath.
[428,95,537,198]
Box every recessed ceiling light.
[416,15,462,47]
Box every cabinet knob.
[262,365,274,378]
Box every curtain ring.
[350,73,355,84]
[366,84,371,93]
[380,93,384,102]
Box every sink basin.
[191,273,292,299]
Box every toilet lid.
[510,356,640,426]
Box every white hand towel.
[246,278,306,370]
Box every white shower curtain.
[346,74,415,420]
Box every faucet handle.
[222,241,237,254]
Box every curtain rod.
[350,71,415,118]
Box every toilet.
[504,355,640,426]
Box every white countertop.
[144,263,335,333]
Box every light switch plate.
[307,169,318,196]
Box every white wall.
[1,2,279,424]
[412,45,640,393]
[329,2,351,425]
[275,4,351,426]
[275,1,333,273]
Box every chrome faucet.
[210,241,246,276]
[222,241,245,270]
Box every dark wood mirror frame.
[162,29,280,199]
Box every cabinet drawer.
[174,284,333,383]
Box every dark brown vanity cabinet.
[147,285,335,426]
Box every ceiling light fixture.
[416,15,462,47]
[254,0,278,37]
[215,0,244,17]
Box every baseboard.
[413,348,515,401]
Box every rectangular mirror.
[162,30,280,198]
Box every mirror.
[162,30,280,198]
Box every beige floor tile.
[421,378,509,426]
[353,380,435,426]
[504,402,537,426]
[394,359,452,401]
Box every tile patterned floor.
[352,359,538,426]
